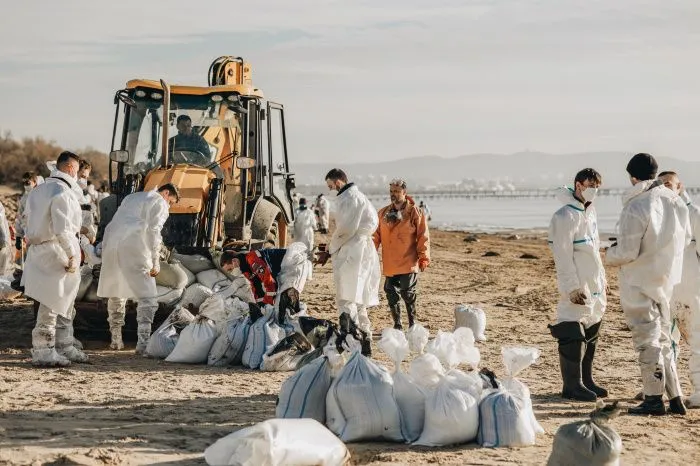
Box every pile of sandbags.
[273,321,543,449]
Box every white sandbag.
[242,310,285,369]
[173,252,214,274]
[426,328,481,371]
[445,368,484,400]
[210,316,252,367]
[409,353,445,390]
[407,323,429,354]
[478,389,535,448]
[454,304,487,341]
[276,356,333,423]
[414,375,479,446]
[197,268,230,291]
[75,266,93,301]
[204,418,350,466]
[156,261,189,289]
[261,333,313,372]
[326,351,405,443]
[146,307,195,359]
[501,346,544,435]
[165,315,218,364]
[547,402,622,466]
[182,264,196,286]
[179,283,214,311]
[0,276,21,300]
[199,294,227,325]
[378,328,426,443]
[155,285,184,306]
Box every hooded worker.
[22,151,88,366]
[0,201,12,277]
[606,153,690,416]
[316,194,330,234]
[97,183,179,353]
[658,171,700,408]
[293,198,316,256]
[315,168,380,348]
[13,172,40,259]
[547,168,607,402]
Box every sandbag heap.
[274,322,543,449]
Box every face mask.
[24,185,33,193]
[581,187,598,203]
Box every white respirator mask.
[581,187,598,203]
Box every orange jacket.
[373,196,430,277]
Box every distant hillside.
[0,132,108,187]
[294,152,700,190]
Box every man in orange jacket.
[373,179,430,329]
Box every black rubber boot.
[405,301,416,328]
[549,321,597,401]
[669,396,687,415]
[582,322,609,398]
[390,305,402,330]
[629,395,666,416]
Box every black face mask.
[384,208,403,224]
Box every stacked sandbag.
[242,307,285,369]
[547,401,622,466]
[454,304,487,341]
[326,350,405,443]
[204,419,350,466]
[378,329,426,443]
[208,315,252,366]
[156,285,184,306]
[146,307,195,359]
[179,283,214,311]
[276,356,334,423]
[156,261,190,290]
[477,347,542,447]
[165,315,218,364]
[261,332,314,371]
[196,269,230,292]
[172,252,214,274]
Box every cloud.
[0,0,699,163]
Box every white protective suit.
[0,201,12,277]
[317,195,330,231]
[605,179,690,398]
[548,187,607,328]
[21,172,86,365]
[670,191,700,406]
[329,184,380,334]
[97,189,169,351]
[293,206,316,255]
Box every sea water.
[368,195,625,234]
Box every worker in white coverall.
[658,171,700,408]
[606,153,690,416]
[316,194,330,234]
[97,184,179,353]
[22,151,88,366]
[293,198,316,257]
[548,168,608,402]
[13,172,41,265]
[0,201,13,277]
[315,168,380,355]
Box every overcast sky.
[1,0,698,163]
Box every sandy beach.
[1,191,699,465]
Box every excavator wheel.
[265,219,279,248]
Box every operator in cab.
[169,115,211,165]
